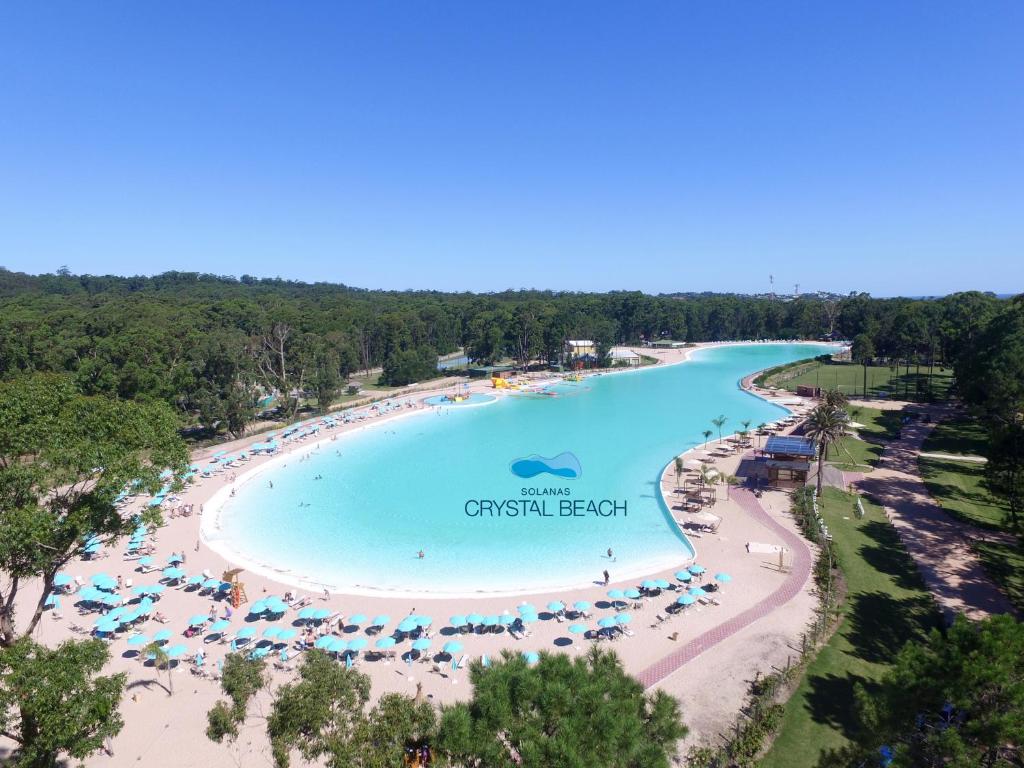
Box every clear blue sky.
[1,3,1021,296]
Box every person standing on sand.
[603,570,610,586]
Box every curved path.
[638,487,813,688]
[855,404,1017,621]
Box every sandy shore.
[6,341,830,766]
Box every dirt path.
[855,404,1017,622]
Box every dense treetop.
[0,268,1009,434]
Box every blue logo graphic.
[509,452,582,480]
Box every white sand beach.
[7,342,829,766]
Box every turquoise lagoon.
[208,344,833,596]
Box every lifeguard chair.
[222,568,248,608]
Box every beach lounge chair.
[455,654,467,669]
[651,613,667,627]
[509,628,524,640]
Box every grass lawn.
[917,421,1024,613]
[827,406,901,472]
[774,361,953,402]
[920,415,990,457]
[759,488,939,768]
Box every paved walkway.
[637,488,813,688]
[855,404,1017,622]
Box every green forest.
[0,268,1009,439]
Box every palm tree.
[803,404,849,496]
[756,423,767,448]
[144,642,174,696]
[674,457,684,489]
[143,643,175,696]
[711,415,727,444]
[822,389,849,411]
[701,430,713,448]
[741,419,751,434]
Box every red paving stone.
[638,488,812,688]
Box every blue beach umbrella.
[166,554,184,564]
[483,615,499,627]
[641,579,659,589]
[188,614,209,627]
[276,629,297,642]
[522,651,540,664]
[688,587,706,597]
[375,637,396,649]
[314,635,335,649]
[371,614,390,627]
[598,617,618,628]
[53,573,73,587]
[91,574,116,589]
[397,618,418,633]
[187,575,204,586]
[137,598,155,614]
[312,608,330,621]
[94,619,119,633]
[127,634,150,646]
[297,606,318,620]
[465,613,484,625]
[606,589,624,600]
[203,578,222,589]
[546,601,565,612]
[498,614,515,625]
[78,587,102,601]
[348,613,367,625]
[327,637,347,653]
[102,594,124,607]
[414,616,432,628]
[411,638,432,651]
[449,615,467,627]
[137,556,153,567]
[263,626,282,639]
[164,644,187,658]
[675,570,693,582]
[624,588,642,599]
[616,613,633,624]
[264,599,288,614]
[676,594,696,606]
[654,579,671,589]
[209,620,230,634]
[573,601,591,612]
[161,567,185,580]
[44,593,59,608]
[153,629,173,642]
[248,600,268,615]
[715,573,732,583]
[519,612,539,624]
[517,603,536,615]
[235,627,256,640]
[348,637,368,651]
[688,565,706,575]
[568,624,588,634]
[443,641,463,654]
